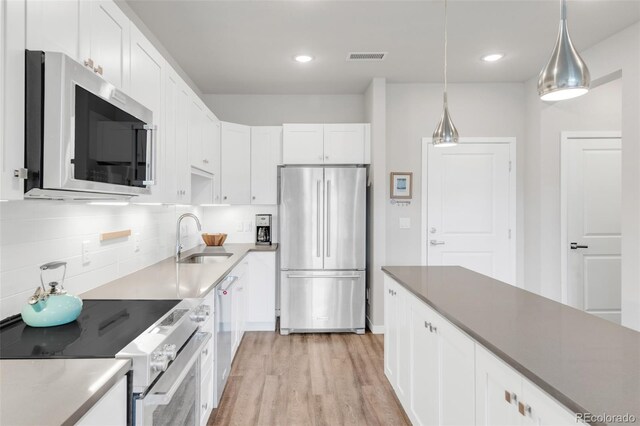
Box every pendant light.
[432,0,459,147]
[538,0,590,101]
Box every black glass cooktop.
[0,299,180,359]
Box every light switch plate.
[236,222,243,232]
[243,221,252,232]
[399,217,411,229]
[134,233,141,252]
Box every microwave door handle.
[143,124,157,186]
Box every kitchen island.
[382,266,640,426]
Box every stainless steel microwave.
[24,50,155,199]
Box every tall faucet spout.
[176,213,202,262]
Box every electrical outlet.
[82,240,91,264]
[243,221,252,232]
[134,233,141,252]
[399,217,411,229]
[236,222,243,232]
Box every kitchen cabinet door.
[188,97,205,170]
[1,0,26,201]
[438,310,475,425]
[76,375,127,426]
[409,299,439,426]
[200,362,214,426]
[221,122,251,205]
[202,113,221,186]
[246,252,276,331]
[521,380,582,426]
[26,0,82,60]
[163,67,180,204]
[323,124,365,164]
[384,276,398,387]
[250,126,282,205]
[476,345,523,426]
[175,82,192,203]
[395,284,411,407]
[282,124,324,164]
[129,25,165,203]
[80,0,130,90]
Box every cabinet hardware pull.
[430,240,445,246]
[570,242,589,250]
[94,65,103,76]
[430,325,437,333]
[425,321,431,329]
[518,402,531,416]
[84,58,94,68]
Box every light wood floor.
[207,331,410,426]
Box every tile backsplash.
[202,205,277,244]
[0,201,202,319]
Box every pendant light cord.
[443,0,448,106]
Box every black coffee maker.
[255,214,272,245]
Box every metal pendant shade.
[433,0,458,147]
[538,0,590,101]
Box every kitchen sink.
[178,253,233,264]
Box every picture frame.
[390,172,413,199]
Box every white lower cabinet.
[76,375,127,426]
[200,363,214,426]
[384,275,582,426]
[245,252,277,331]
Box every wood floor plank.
[208,331,408,426]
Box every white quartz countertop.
[81,243,278,300]
[0,358,131,426]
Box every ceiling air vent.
[347,52,387,61]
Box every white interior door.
[566,137,621,324]
[427,142,513,284]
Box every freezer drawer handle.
[326,179,331,258]
[287,274,362,279]
[317,179,322,258]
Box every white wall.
[202,94,365,126]
[524,22,640,330]
[200,205,277,244]
[0,202,201,319]
[385,83,526,285]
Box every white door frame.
[421,137,517,285]
[559,131,622,304]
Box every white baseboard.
[367,316,384,334]
[245,321,276,332]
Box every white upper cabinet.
[202,112,220,178]
[282,123,370,165]
[188,96,205,170]
[282,124,324,164]
[221,122,251,205]
[1,0,26,200]
[79,0,130,90]
[163,66,180,204]
[175,82,192,203]
[323,124,366,164]
[250,126,282,205]
[129,26,164,202]
[26,0,82,59]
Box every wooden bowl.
[202,233,227,246]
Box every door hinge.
[508,229,512,239]
[13,168,28,179]
[508,161,512,172]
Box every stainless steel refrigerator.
[279,166,366,335]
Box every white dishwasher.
[214,275,236,406]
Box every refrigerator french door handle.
[317,179,322,258]
[326,180,331,258]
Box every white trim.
[559,131,621,305]
[245,322,277,332]
[421,137,518,285]
[367,316,384,334]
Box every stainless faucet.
[176,213,202,261]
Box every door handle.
[570,242,589,250]
[430,240,445,246]
[326,180,331,258]
[317,180,322,258]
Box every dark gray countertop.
[382,266,640,426]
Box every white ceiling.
[126,0,640,94]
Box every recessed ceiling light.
[294,54,314,63]
[481,53,505,62]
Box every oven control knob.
[150,353,169,372]
[160,344,178,361]
[190,304,211,323]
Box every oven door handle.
[143,331,211,406]
[143,124,157,186]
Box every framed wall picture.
[390,172,413,199]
